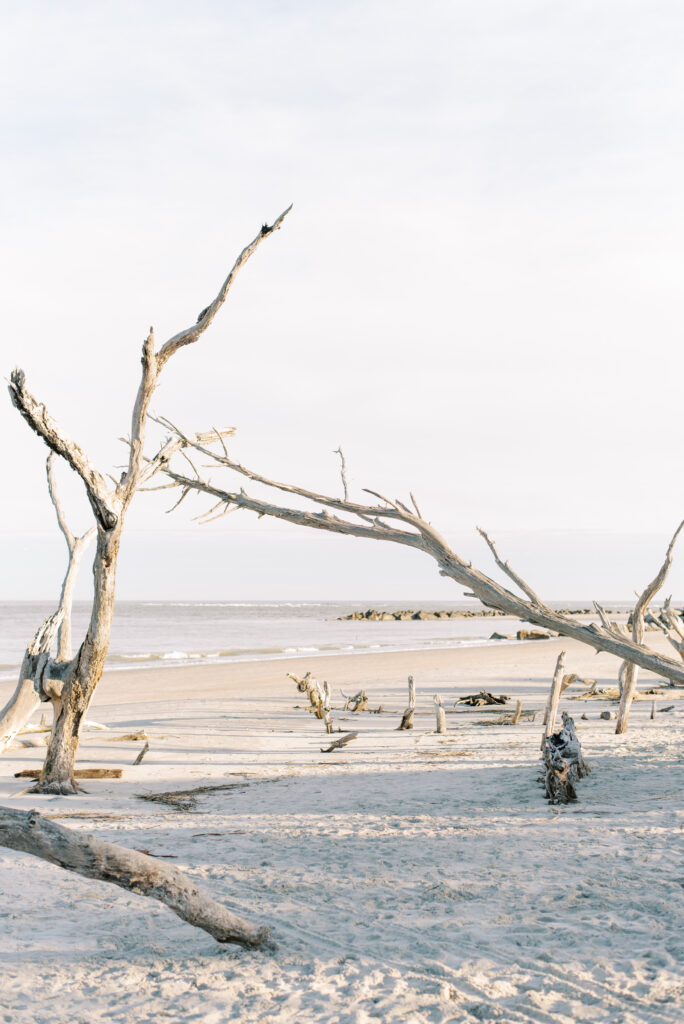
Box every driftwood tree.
[0,454,94,753]
[155,434,684,733]
[5,207,290,792]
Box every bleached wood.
[615,520,684,734]
[161,449,684,695]
[0,806,270,948]
[7,211,290,791]
[398,676,416,730]
[542,652,566,745]
[433,694,446,734]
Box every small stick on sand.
[321,732,358,753]
[133,741,150,765]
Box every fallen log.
[14,768,123,780]
[541,712,590,804]
[456,690,509,707]
[0,806,271,948]
[397,676,416,730]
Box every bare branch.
[9,370,117,530]
[334,447,349,501]
[155,205,292,370]
[476,527,544,607]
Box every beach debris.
[433,694,446,734]
[541,711,590,804]
[657,704,675,713]
[397,676,416,730]
[287,671,327,719]
[0,806,271,948]
[14,768,122,780]
[599,711,615,720]
[511,700,523,725]
[517,629,552,641]
[106,730,148,742]
[457,691,509,707]
[342,689,369,712]
[138,781,251,811]
[320,732,358,753]
[541,651,566,742]
[651,701,655,720]
[133,741,150,765]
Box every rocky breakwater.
[337,608,506,621]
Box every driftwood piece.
[397,676,416,730]
[137,781,250,811]
[542,651,566,734]
[0,806,270,948]
[15,768,122,780]
[320,732,358,753]
[456,691,509,707]
[542,712,590,804]
[133,741,150,765]
[433,694,446,734]
[342,689,369,713]
[511,700,523,725]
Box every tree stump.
[542,711,590,804]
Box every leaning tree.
[2,206,290,792]
[155,431,684,734]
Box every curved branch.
[477,527,543,606]
[9,371,117,530]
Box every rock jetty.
[337,608,506,621]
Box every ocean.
[0,600,528,683]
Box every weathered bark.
[397,676,416,730]
[542,712,590,804]
[8,208,291,792]
[542,652,566,735]
[159,442,684,696]
[0,806,270,948]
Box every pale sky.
[2,1,684,601]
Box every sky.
[2,0,684,601]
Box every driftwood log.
[433,694,446,734]
[0,806,271,948]
[397,676,416,730]
[542,712,590,804]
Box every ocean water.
[0,600,526,683]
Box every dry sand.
[1,637,683,1023]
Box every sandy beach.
[2,637,683,1023]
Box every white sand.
[1,637,683,1023]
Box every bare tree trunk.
[7,209,290,792]
[0,806,271,948]
[615,521,684,734]
[0,457,95,755]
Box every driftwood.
[542,712,590,804]
[320,732,358,752]
[511,700,523,725]
[133,741,150,765]
[397,676,416,730]
[542,652,566,733]
[7,208,290,794]
[342,689,369,713]
[15,768,122,780]
[433,694,446,734]
[457,691,509,707]
[287,671,327,719]
[0,806,270,948]
[159,433,684,741]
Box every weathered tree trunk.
[433,693,446,733]
[7,209,290,792]
[615,521,684,734]
[542,712,590,803]
[398,676,416,730]
[0,806,271,948]
[0,457,95,756]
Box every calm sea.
[0,600,530,683]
